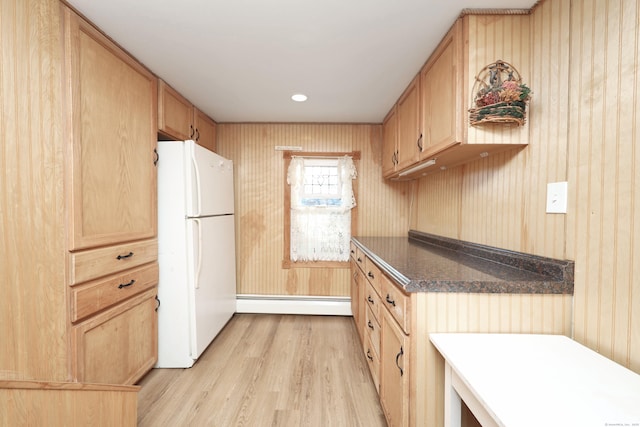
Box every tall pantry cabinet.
[64,6,159,385]
[0,0,158,385]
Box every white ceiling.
[65,0,536,123]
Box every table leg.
[444,362,462,427]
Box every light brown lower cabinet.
[0,380,139,427]
[72,288,158,385]
[380,309,410,427]
[350,259,365,342]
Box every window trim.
[282,150,360,269]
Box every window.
[284,152,359,267]
[298,159,342,207]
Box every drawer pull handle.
[367,296,374,304]
[118,279,135,289]
[366,349,373,361]
[395,346,404,376]
[357,257,362,263]
[367,320,374,330]
[386,294,396,307]
[116,252,134,260]
[367,271,374,279]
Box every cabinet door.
[396,76,421,171]
[65,10,158,250]
[420,20,463,159]
[158,79,194,140]
[382,107,398,178]
[350,260,363,342]
[380,310,410,427]
[72,289,158,385]
[194,108,217,152]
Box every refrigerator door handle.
[191,148,202,216]
[193,218,203,289]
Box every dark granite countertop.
[352,231,574,294]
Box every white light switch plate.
[546,181,568,214]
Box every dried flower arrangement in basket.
[469,60,531,126]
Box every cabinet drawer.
[364,281,381,323]
[354,246,366,272]
[365,304,381,357]
[364,257,383,296]
[72,288,158,385]
[350,241,357,261]
[364,333,380,393]
[69,239,158,285]
[381,275,411,334]
[71,262,159,322]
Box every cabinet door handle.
[367,271,375,279]
[417,133,423,151]
[357,257,362,263]
[195,128,200,141]
[118,279,135,289]
[190,125,195,138]
[386,294,396,307]
[367,320,374,330]
[155,295,160,312]
[367,296,374,304]
[116,252,134,260]
[153,148,159,166]
[395,346,404,376]
[366,349,374,361]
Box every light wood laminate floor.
[137,314,387,426]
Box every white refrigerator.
[156,140,237,368]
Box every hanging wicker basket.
[468,60,531,127]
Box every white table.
[429,333,640,427]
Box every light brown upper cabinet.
[193,108,217,152]
[382,75,421,179]
[420,20,463,160]
[382,106,398,178]
[65,7,158,251]
[386,13,531,180]
[395,75,422,171]
[158,79,217,152]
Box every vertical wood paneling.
[216,124,411,297]
[414,0,640,374]
[567,0,640,369]
[412,292,572,426]
[0,0,68,380]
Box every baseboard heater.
[236,294,352,316]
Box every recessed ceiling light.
[291,93,308,102]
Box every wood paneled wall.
[0,0,69,380]
[216,124,412,296]
[413,0,640,373]
[567,0,640,372]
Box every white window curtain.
[287,156,357,262]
